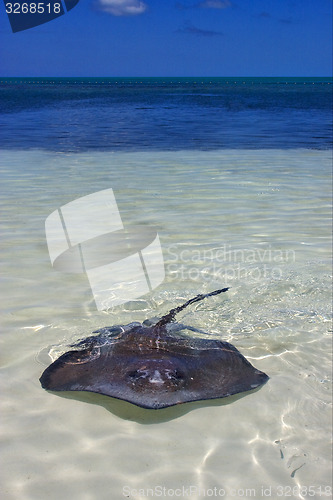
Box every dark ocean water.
[0,77,332,151]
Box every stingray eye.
[128,368,149,380]
[166,369,184,381]
[66,347,100,365]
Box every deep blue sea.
[0,77,332,151]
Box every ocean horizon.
[1,76,332,151]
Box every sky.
[0,0,332,76]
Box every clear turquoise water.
[0,79,332,499]
[0,148,332,500]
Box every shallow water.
[0,148,331,500]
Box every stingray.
[40,288,269,409]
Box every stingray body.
[40,289,269,409]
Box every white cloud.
[96,0,148,16]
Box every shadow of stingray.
[46,386,264,424]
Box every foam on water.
[0,148,331,500]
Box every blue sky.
[0,0,332,76]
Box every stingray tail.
[154,288,229,330]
